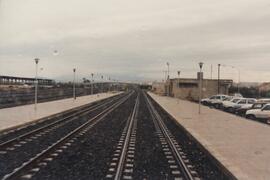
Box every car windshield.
[253,104,264,109]
[232,99,241,103]
[224,97,232,101]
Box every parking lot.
[201,94,270,124]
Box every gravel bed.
[30,93,137,180]
[133,93,173,179]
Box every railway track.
[0,93,124,148]
[0,92,133,180]
[0,94,123,142]
[105,94,140,180]
[0,89,233,180]
[144,91,199,180]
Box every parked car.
[201,94,227,106]
[221,97,243,112]
[246,103,270,123]
[201,95,216,106]
[211,95,232,109]
[236,99,270,116]
[234,98,257,116]
[233,93,243,98]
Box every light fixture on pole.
[177,71,181,88]
[73,68,76,100]
[199,62,204,114]
[34,58,39,112]
[166,62,170,80]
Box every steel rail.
[143,92,194,180]
[114,94,139,180]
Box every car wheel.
[214,104,220,109]
[266,119,270,124]
[246,114,256,120]
[228,107,233,113]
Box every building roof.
[0,75,54,82]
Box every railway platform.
[0,92,120,132]
[148,92,270,180]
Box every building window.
[178,83,198,88]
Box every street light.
[91,73,94,95]
[166,62,170,80]
[199,62,204,114]
[101,75,104,93]
[108,77,111,92]
[73,68,76,100]
[177,70,181,103]
[218,64,221,94]
[219,64,241,93]
[229,66,240,93]
[177,71,181,88]
[34,58,39,112]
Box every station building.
[152,72,233,101]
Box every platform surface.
[148,92,270,180]
[0,92,120,131]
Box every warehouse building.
[153,72,233,101]
[0,75,55,86]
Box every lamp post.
[199,62,204,114]
[219,64,240,94]
[218,64,221,94]
[91,73,94,95]
[99,75,103,93]
[163,70,167,82]
[231,66,240,94]
[73,68,76,100]
[177,70,181,103]
[177,71,181,88]
[108,77,111,92]
[166,62,170,80]
[34,58,39,112]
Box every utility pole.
[91,73,94,95]
[177,71,181,88]
[101,75,104,93]
[34,58,39,112]
[166,62,170,80]
[218,64,220,94]
[177,71,181,103]
[73,68,76,100]
[211,64,213,79]
[237,68,240,94]
[199,62,204,114]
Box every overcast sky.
[1,0,270,83]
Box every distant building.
[0,75,55,86]
[259,83,270,92]
[152,82,166,95]
[152,72,233,101]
